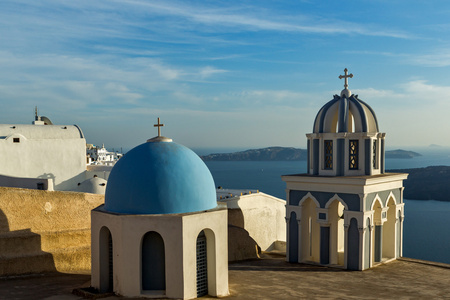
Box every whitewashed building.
[86,144,122,165]
[283,69,408,270]
[0,111,86,191]
[91,120,229,299]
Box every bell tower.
[308,68,384,177]
[283,69,408,270]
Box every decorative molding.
[386,191,397,206]
[299,192,320,208]
[325,194,349,210]
[371,194,383,210]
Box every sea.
[197,148,450,265]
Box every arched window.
[349,140,359,170]
[99,226,113,293]
[324,140,333,170]
[142,231,165,291]
[347,218,359,270]
[288,211,298,263]
[196,231,208,297]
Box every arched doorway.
[372,199,383,263]
[142,231,165,292]
[99,226,113,293]
[327,200,345,265]
[196,231,208,297]
[383,198,396,259]
[288,211,299,263]
[347,218,359,270]
[301,198,320,262]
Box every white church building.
[0,109,86,191]
[91,120,229,299]
[282,69,408,270]
[0,109,112,194]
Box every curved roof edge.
[312,94,379,134]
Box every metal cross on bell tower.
[339,68,354,98]
[339,68,353,89]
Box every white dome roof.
[77,177,107,194]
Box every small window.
[324,140,333,170]
[13,138,20,143]
[372,140,378,169]
[349,140,359,170]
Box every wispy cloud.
[407,50,450,67]
[345,49,450,68]
[198,66,229,79]
[111,0,412,39]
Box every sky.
[1,1,450,152]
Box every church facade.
[282,69,408,270]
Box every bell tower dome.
[307,68,385,176]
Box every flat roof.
[1,255,448,299]
[216,188,259,200]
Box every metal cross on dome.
[339,68,353,89]
[154,117,164,137]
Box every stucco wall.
[0,126,86,191]
[0,187,104,233]
[0,187,104,275]
[220,192,286,252]
[86,165,113,181]
[0,174,53,191]
[91,207,229,299]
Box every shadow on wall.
[54,171,86,191]
[228,225,261,262]
[37,172,55,181]
[227,208,261,261]
[0,208,57,276]
[0,209,9,233]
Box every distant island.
[201,147,421,161]
[385,149,421,159]
[201,147,307,161]
[388,166,450,202]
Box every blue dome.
[104,139,217,214]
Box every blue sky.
[1,1,450,151]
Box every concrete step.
[39,228,91,251]
[0,229,92,276]
[0,251,57,276]
[0,230,43,256]
[0,228,91,256]
[0,245,92,276]
[52,245,91,273]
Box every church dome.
[313,94,379,134]
[77,176,107,194]
[104,137,217,215]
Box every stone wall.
[0,187,104,276]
